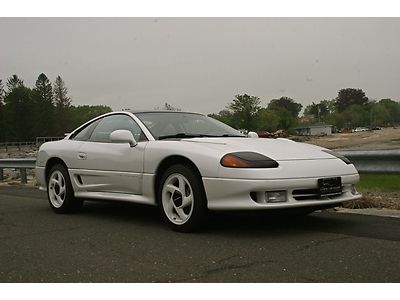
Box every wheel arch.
[45,157,68,182]
[154,155,206,204]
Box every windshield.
[135,112,244,140]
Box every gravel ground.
[296,127,400,150]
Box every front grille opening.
[292,188,343,201]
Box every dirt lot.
[295,127,400,150]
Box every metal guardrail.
[337,149,400,174]
[0,150,399,184]
[0,158,36,184]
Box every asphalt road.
[1,186,399,283]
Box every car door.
[72,113,148,195]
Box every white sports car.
[35,111,362,231]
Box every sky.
[1,18,399,114]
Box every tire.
[158,164,207,232]
[47,164,83,214]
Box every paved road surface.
[0,186,399,282]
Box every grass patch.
[356,173,400,192]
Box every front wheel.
[47,164,82,213]
[158,164,207,232]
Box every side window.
[89,114,146,143]
[71,119,102,141]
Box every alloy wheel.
[48,170,66,208]
[161,173,194,225]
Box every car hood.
[181,137,334,161]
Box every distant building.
[295,124,333,136]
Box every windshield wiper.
[158,133,212,140]
[158,133,244,140]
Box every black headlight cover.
[220,151,279,168]
[323,150,352,164]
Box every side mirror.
[110,130,138,147]
[248,131,259,138]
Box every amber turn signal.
[220,152,279,168]
[220,154,251,168]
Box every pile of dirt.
[0,147,37,159]
[299,127,400,150]
[0,169,36,187]
[343,190,400,210]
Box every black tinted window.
[135,112,242,139]
[89,114,146,143]
[72,119,101,141]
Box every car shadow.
[76,200,362,238]
[79,200,164,228]
[206,210,356,236]
[207,210,400,241]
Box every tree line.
[209,89,400,132]
[303,89,400,130]
[209,95,302,132]
[0,74,112,142]
[1,73,399,143]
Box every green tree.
[208,109,236,128]
[267,96,302,118]
[163,102,181,111]
[326,112,346,129]
[53,76,72,135]
[304,101,329,121]
[275,107,297,130]
[370,102,390,127]
[0,80,4,104]
[70,105,113,129]
[1,73,116,141]
[322,99,337,114]
[335,88,368,112]
[341,104,369,128]
[0,80,5,142]
[379,98,400,125]
[3,84,35,141]
[154,102,181,111]
[228,94,261,130]
[254,108,280,131]
[32,73,54,137]
[6,74,24,94]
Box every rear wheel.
[158,164,207,232]
[47,164,82,213]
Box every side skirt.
[74,191,157,206]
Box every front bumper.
[203,173,361,210]
[35,166,47,191]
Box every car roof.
[127,110,204,116]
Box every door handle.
[77,152,87,160]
